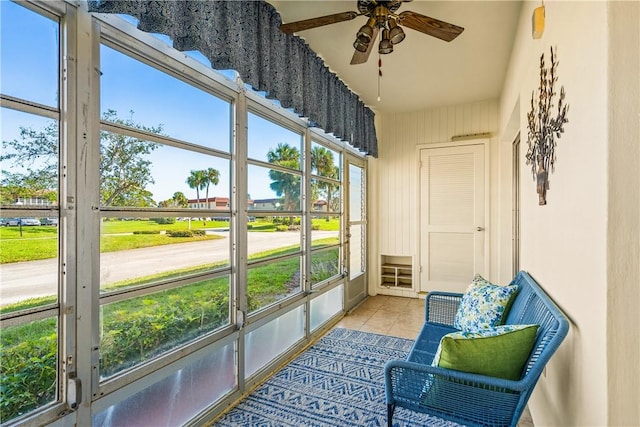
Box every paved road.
[0,231,338,306]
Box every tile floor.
[332,294,535,427]
[333,294,425,338]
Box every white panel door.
[419,144,485,293]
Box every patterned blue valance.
[88,0,378,157]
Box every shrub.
[192,230,206,236]
[275,225,288,232]
[168,230,193,237]
[0,248,299,421]
[311,253,339,284]
[151,217,175,224]
[99,285,229,377]
[133,230,161,235]
[0,284,232,421]
[0,327,57,422]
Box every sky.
[1,2,339,205]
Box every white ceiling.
[268,1,522,113]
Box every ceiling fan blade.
[398,11,464,42]
[350,27,379,65]
[280,11,359,34]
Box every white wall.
[606,1,640,425]
[371,1,639,425]
[498,1,639,425]
[369,101,499,295]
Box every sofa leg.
[387,404,395,427]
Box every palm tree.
[204,168,220,205]
[171,191,189,208]
[186,170,207,208]
[158,191,189,208]
[267,143,300,212]
[311,146,339,212]
[325,165,340,212]
[311,146,335,176]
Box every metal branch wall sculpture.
[526,46,569,205]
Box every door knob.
[476,226,485,231]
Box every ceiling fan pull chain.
[377,55,382,101]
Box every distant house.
[15,195,56,207]
[247,199,326,211]
[312,200,327,212]
[187,197,229,210]
[250,198,283,210]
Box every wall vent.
[451,132,492,141]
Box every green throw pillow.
[433,324,539,380]
[453,274,519,331]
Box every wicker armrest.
[424,291,463,326]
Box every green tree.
[311,146,339,213]
[158,191,189,208]
[1,111,162,207]
[0,172,58,205]
[100,110,162,207]
[0,122,59,204]
[267,143,300,212]
[186,170,207,207]
[204,167,220,204]
[171,191,189,208]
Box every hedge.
[0,250,339,422]
[0,279,230,421]
[0,323,57,422]
[100,279,230,377]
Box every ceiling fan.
[279,0,465,65]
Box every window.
[310,142,342,287]
[0,3,58,108]
[97,42,233,379]
[93,341,236,426]
[0,2,62,423]
[100,45,231,152]
[246,112,305,313]
[348,163,366,280]
[1,5,363,425]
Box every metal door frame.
[343,154,368,311]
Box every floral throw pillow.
[453,274,519,332]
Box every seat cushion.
[408,322,458,364]
[432,324,539,380]
[453,274,519,331]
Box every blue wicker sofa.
[384,270,569,427]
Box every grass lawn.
[0,237,58,264]
[100,219,228,233]
[100,233,222,252]
[311,217,340,231]
[0,229,223,263]
[0,218,339,264]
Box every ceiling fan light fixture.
[373,5,389,27]
[356,17,377,43]
[378,29,393,54]
[353,37,369,52]
[388,19,405,44]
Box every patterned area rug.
[214,328,459,427]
